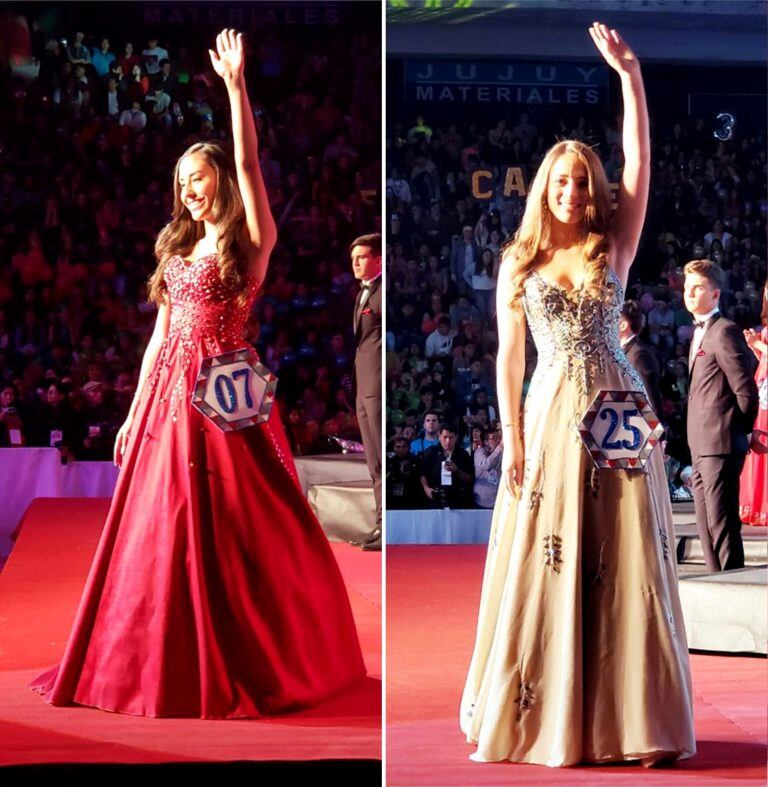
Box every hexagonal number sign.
[191,346,277,432]
[577,389,663,470]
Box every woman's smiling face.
[178,153,218,222]
[546,152,589,226]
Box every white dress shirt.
[358,272,381,309]
[689,307,720,366]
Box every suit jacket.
[353,276,381,399]
[449,238,479,285]
[687,313,759,458]
[420,444,475,508]
[624,336,663,423]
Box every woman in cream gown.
[460,23,696,767]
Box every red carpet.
[387,546,767,786]
[0,499,381,766]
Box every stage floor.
[0,499,381,766]
[387,546,767,786]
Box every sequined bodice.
[165,253,259,347]
[522,268,643,397]
[138,253,260,421]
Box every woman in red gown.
[29,29,366,718]
[739,284,767,527]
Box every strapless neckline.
[530,267,623,297]
[171,253,258,283]
[175,252,219,268]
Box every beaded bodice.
[140,253,260,421]
[522,268,643,398]
[165,253,259,346]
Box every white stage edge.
[0,449,372,563]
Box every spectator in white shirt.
[386,166,412,204]
[142,37,169,75]
[467,248,498,323]
[425,317,456,359]
[703,219,734,258]
[119,100,147,130]
[474,428,503,508]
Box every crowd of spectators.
[0,15,381,459]
[386,411,503,510]
[386,108,766,507]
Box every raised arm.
[589,22,650,287]
[496,253,526,498]
[209,29,277,284]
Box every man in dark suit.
[420,424,475,509]
[449,226,480,295]
[351,234,382,551]
[684,259,759,571]
[619,300,664,423]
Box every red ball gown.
[29,253,367,718]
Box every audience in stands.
[386,108,766,508]
[1,19,381,460]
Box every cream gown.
[460,268,696,766]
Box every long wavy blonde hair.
[503,139,613,309]
[148,141,254,307]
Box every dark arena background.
[0,1,381,780]
[385,1,767,785]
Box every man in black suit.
[684,259,759,571]
[449,226,480,295]
[351,234,382,551]
[420,424,474,509]
[619,300,664,423]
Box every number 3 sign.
[191,346,277,432]
[577,389,663,470]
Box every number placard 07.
[192,346,277,432]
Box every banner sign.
[143,4,343,27]
[404,61,608,105]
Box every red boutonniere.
[361,307,373,315]
[696,350,706,357]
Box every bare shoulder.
[497,248,516,290]
[500,244,523,277]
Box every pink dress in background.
[739,325,767,526]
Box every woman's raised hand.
[588,22,639,75]
[209,29,245,88]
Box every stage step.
[293,453,369,496]
[674,524,768,566]
[308,480,375,543]
[678,566,767,655]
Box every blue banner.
[404,60,608,105]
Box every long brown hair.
[502,139,613,309]
[148,141,253,307]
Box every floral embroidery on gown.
[29,253,366,718]
[460,268,696,766]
